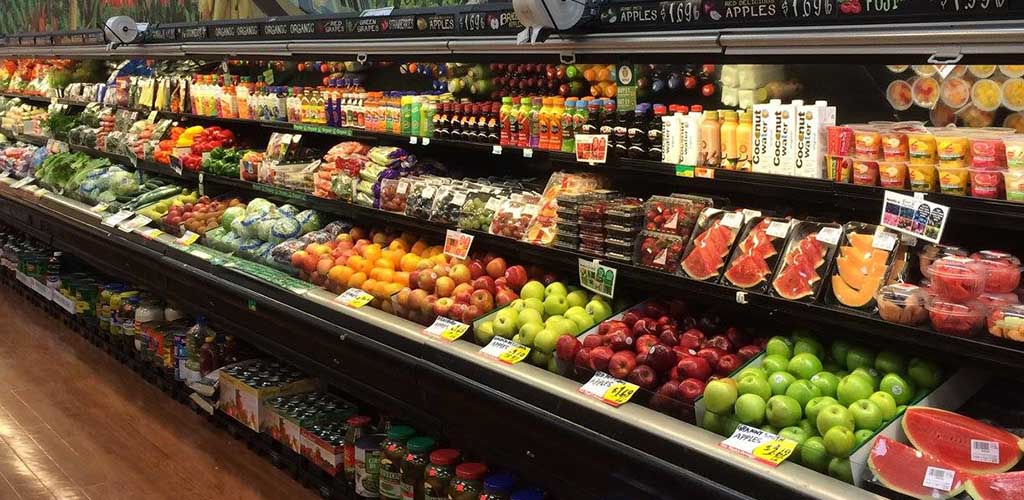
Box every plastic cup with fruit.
[1003,170,1024,201]
[987,303,1024,342]
[971,79,1002,112]
[852,159,880,186]
[1000,65,1024,78]
[886,80,913,111]
[912,77,940,109]
[876,284,929,326]
[969,65,996,78]
[853,127,883,160]
[918,244,970,278]
[940,78,971,109]
[968,168,1005,199]
[926,296,988,337]
[970,250,1022,293]
[1002,78,1024,112]
[909,163,938,192]
[878,161,908,188]
[928,256,989,302]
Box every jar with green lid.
[356,433,385,498]
[109,289,138,336]
[422,448,460,500]
[448,462,486,500]
[345,416,373,483]
[478,472,516,500]
[379,425,416,499]
[399,436,436,500]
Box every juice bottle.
[410,97,422,137]
[700,110,721,168]
[422,98,436,137]
[627,103,649,159]
[582,98,600,135]
[547,97,564,151]
[529,97,542,149]
[612,100,630,157]
[435,102,449,139]
[465,103,480,142]
[561,97,577,153]
[507,97,521,145]
[720,110,739,169]
[599,99,616,137]
[516,97,532,148]
[400,95,412,136]
[736,111,753,172]
[499,97,513,146]
[487,102,500,143]
[572,99,589,152]
[537,97,552,150]
[450,103,465,140]
[315,89,326,124]
[648,104,666,160]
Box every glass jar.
[448,462,486,500]
[355,434,385,498]
[399,436,436,500]
[423,449,459,500]
[478,472,516,500]
[345,416,373,483]
[379,425,416,499]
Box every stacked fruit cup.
[924,255,991,337]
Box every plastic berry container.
[987,303,1024,342]
[971,250,1022,293]
[379,178,411,213]
[978,291,1020,308]
[605,198,645,225]
[926,296,988,337]
[633,230,684,274]
[918,244,970,277]
[578,202,609,223]
[605,238,635,257]
[875,283,929,326]
[643,195,711,240]
[928,256,989,302]
[968,168,1005,199]
[605,224,640,240]
[604,250,632,263]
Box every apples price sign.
[479,336,530,364]
[579,371,639,407]
[575,134,609,164]
[336,288,374,308]
[423,316,470,342]
[443,229,474,260]
[720,424,798,467]
[578,258,616,298]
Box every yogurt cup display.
[940,77,971,109]
[971,79,1002,112]
[969,65,997,78]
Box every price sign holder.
[117,214,152,233]
[443,229,473,260]
[880,190,949,244]
[578,258,616,298]
[52,291,76,314]
[101,210,134,227]
[336,288,374,308]
[175,230,200,247]
[720,424,797,467]
[479,336,530,364]
[169,155,183,176]
[90,202,109,213]
[10,176,35,189]
[423,316,470,342]
[575,134,609,165]
[578,371,638,407]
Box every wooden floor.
[0,285,316,499]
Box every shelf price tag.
[32,188,49,198]
[523,148,533,158]
[675,165,695,177]
[872,230,898,251]
[423,316,470,342]
[578,258,616,298]
[492,145,502,155]
[694,167,715,179]
[101,210,134,227]
[575,134,608,164]
[117,214,152,233]
[90,202,109,213]
[880,190,949,244]
[422,138,430,146]
[578,371,638,407]
[336,287,374,308]
[815,226,842,246]
[409,136,418,145]
[10,176,35,189]
[479,336,530,364]
[175,230,200,247]
[51,292,76,315]
[720,424,797,467]
[141,228,164,240]
[766,220,791,238]
[443,229,473,260]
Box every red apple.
[421,295,438,315]
[632,318,658,337]
[608,351,637,379]
[582,334,605,349]
[658,328,680,346]
[495,288,517,306]
[494,277,508,290]
[672,345,697,361]
[621,310,642,328]
[449,264,472,285]
[449,302,469,321]
[643,301,669,319]
[555,335,582,361]
[737,344,763,361]
[645,344,677,374]
[696,347,725,369]
[607,332,634,352]
[635,334,660,355]
[470,289,495,312]
[626,364,658,390]
[481,252,499,266]
[679,329,705,350]
[668,365,681,381]
[468,260,486,280]
[677,377,706,401]
[657,315,678,329]
[574,347,592,371]
[461,304,482,324]
[504,265,528,290]
[703,335,733,353]
[725,327,751,349]
[588,346,614,372]
[417,270,439,293]
[717,354,742,375]
[677,356,712,381]
[600,320,630,337]
[432,297,454,317]
[485,257,507,279]
[472,276,496,295]
[650,380,682,412]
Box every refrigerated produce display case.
[2,4,1024,499]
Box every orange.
[362,244,382,263]
[328,265,354,285]
[389,239,408,252]
[400,253,421,272]
[401,232,417,245]
[376,268,395,284]
[394,271,410,287]
[349,227,367,240]
[374,258,395,271]
[360,258,376,275]
[372,232,388,245]
[347,271,367,289]
[385,282,403,296]
[346,255,365,273]
[411,240,428,256]
[426,245,443,257]
[361,278,378,293]
[369,268,384,281]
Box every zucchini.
[123,185,183,211]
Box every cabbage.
[245,198,274,215]
[296,210,321,234]
[278,204,299,217]
[109,171,139,195]
[230,217,248,238]
[256,214,281,242]
[269,217,302,244]
[220,206,245,229]
[238,238,262,258]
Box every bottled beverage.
[736,111,753,172]
[499,97,514,146]
[410,97,422,137]
[529,97,542,149]
[561,97,577,153]
[45,251,60,290]
[507,97,521,145]
[600,99,616,137]
[537,97,551,150]
[720,110,739,169]
[422,99,436,137]
[185,315,207,375]
[581,98,600,135]
[627,103,649,159]
[612,101,630,157]
[648,104,667,160]
[700,110,721,168]
[572,99,589,151]
[516,97,532,148]
[400,95,412,136]
[487,102,500,143]
[463,103,477,142]
[547,97,564,151]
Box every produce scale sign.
[720,424,798,467]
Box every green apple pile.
[700,330,944,483]
[475,280,614,371]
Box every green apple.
[816,404,855,435]
[762,354,790,374]
[830,340,853,367]
[849,399,883,431]
[704,380,739,414]
[874,350,907,375]
[564,306,587,320]
[702,410,729,436]
[737,374,772,401]
[845,346,876,371]
[564,310,595,335]
[785,380,822,409]
[517,308,543,329]
[544,282,568,298]
[907,357,943,389]
[565,290,589,308]
[851,367,880,390]
[534,328,561,354]
[523,297,545,315]
[765,336,793,359]
[584,299,612,322]
[879,373,913,405]
[735,366,767,381]
[768,371,796,396]
[543,294,569,317]
[896,405,907,415]
[836,374,874,406]
[517,322,544,346]
[823,426,856,458]
[854,429,874,449]
[794,337,825,361]
[475,320,496,345]
[722,415,741,438]
[520,281,546,301]
[547,353,559,373]
[546,316,578,336]
[868,391,898,421]
[761,424,779,435]
[799,419,818,437]
[788,353,824,380]
[800,436,831,472]
[529,349,550,367]
[835,370,850,379]
[828,457,854,484]
[509,299,528,312]
[779,426,810,445]
[804,396,839,424]
[734,394,766,426]
[493,310,519,338]
[810,372,840,398]
[512,334,522,344]
[766,395,803,428]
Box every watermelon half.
[903,406,1024,475]
[868,436,968,499]
[966,471,1024,500]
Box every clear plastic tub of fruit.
[978,291,1020,309]
[878,161,908,188]
[880,131,910,161]
[1004,170,1024,201]
[970,65,996,78]
[886,81,913,111]
[937,165,969,195]
[604,198,644,226]
[913,65,938,76]
[969,135,1005,169]
[553,232,580,250]
[605,237,635,255]
[1003,136,1024,169]
[378,178,411,213]
[1001,65,1024,78]
[912,77,940,109]
[959,104,997,128]
[987,303,1024,342]
[876,283,929,325]
[907,132,937,164]
[918,244,970,277]
[928,256,989,302]
[968,168,1005,199]
[578,202,610,223]
[940,78,971,109]
[1005,113,1024,133]
[605,224,640,241]
[972,79,1002,112]
[634,230,684,274]
[926,296,987,337]
[971,250,1022,293]
[908,163,938,192]
[458,191,503,231]
[489,194,541,240]
[428,186,469,225]
[1002,78,1024,112]
[578,222,606,238]
[933,131,970,168]
[853,127,882,160]
[852,159,880,186]
[642,195,712,240]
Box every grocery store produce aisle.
[0,286,315,500]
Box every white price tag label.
[52,292,76,315]
[970,440,1000,464]
[117,214,152,233]
[872,231,898,251]
[141,228,164,240]
[816,226,842,246]
[102,210,134,227]
[720,424,798,467]
[397,180,409,195]
[484,197,502,212]
[721,212,745,229]
[922,466,956,491]
[479,336,530,364]
[0,171,9,179]
[423,316,470,342]
[409,136,418,145]
[422,137,430,146]
[492,145,502,155]
[741,209,762,222]
[523,148,533,158]
[335,288,373,308]
[90,202,109,213]
[766,220,791,239]
[578,371,638,407]
[578,258,616,298]
[10,176,35,189]
[450,192,467,207]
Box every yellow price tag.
[440,324,469,341]
[498,345,530,364]
[33,188,49,198]
[424,316,469,342]
[175,230,200,247]
[141,228,164,240]
[337,288,374,308]
[752,439,797,465]
[602,382,638,406]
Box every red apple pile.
[162,196,242,236]
[555,300,765,405]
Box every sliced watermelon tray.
[769,221,842,303]
[721,216,791,291]
[680,209,742,282]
